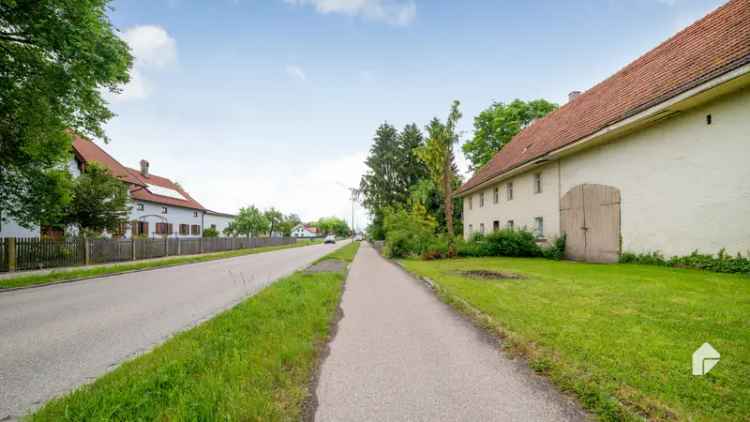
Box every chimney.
[568,91,582,102]
[140,159,150,177]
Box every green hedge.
[620,249,750,274]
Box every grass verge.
[315,241,360,264]
[400,257,749,421]
[29,242,359,421]
[1,240,319,290]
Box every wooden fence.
[0,236,297,273]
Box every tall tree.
[359,122,428,239]
[278,213,302,237]
[0,1,133,228]
[317,217,350,237]
[234,206,270,238]
[462,99,558,171]
[417,100,463,238]
[264,207,283,236]
[64,163,130,236]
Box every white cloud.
[108,25,177,103]
[285,65,307,81]
[284,0,416,26]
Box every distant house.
[458,0,750,262]
[0,136,237,239]
[291,224,320,238]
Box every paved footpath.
[0,241,347,420]
[315,242,586,421]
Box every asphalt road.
[0,241,347,420]
[315,243,586,421]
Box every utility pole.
[337,182,360,237]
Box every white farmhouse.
[0,136,237,239]
[458,0,750,262]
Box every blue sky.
[101,0,725,227]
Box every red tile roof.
[125,168,205,211]
[458,0,750,195]
[71,136,205,210]
[72,135,144,186]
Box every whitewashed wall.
[560,86,750,256]
[0,213,40,238]
[128,201,203,238]
[463,86,750,257]
[463,162,560,240]
[203,213,235,235]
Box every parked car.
[324,235,336,244]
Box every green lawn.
[401,257,750,421]
[1,240,319,290]
[29,242,359,421]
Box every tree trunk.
[443,156,454,238]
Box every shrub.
[542,234,566,260]
[620,249,750,274]
[382,205,437,258]
[421,236,452,260]
[202,227,219,238]
[455,229,542,258]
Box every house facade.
[458,0,750,262]
[204,210,238,235]
[291,224,320,238]
[0,136,237,239]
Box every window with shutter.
[167,224,173,235]
[191,225,200,235]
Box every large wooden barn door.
[560,184,621,263]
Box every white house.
[458,0,750,262]
[0,136,237,239]
[204,210,237,235]
[291,224,320,238]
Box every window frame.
[161,206,168,214]
[507,182,514,201]
[534,216,544,238]
[191,224,200,235]
[534,173,542,194]
[479,192,485,208]
[468,195,473,210]
[507,220,514,230]
[493,187,499,204]
[479,223,485,234]
[136,203,144,211]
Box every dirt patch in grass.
[305,260,347,274]
[457,270,526,280]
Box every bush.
[382,205,437,258]
[456,229,542,258]
[542,234,566,260]
[202,227,219,238]
[421,236,454,260]
[620,249,750,274]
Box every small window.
[211,224,217,230]
[191,224,200,235]
[468,224,473,234]
[507,220,514,230]
[161,206,168,214]
[479,192,485,207]
[534,217,544,238]
[493,220,500,232]
[534,173,542,194]
[468,196,473,210]
[136,203,144,211]
[193,211,199,218]
[493,187,499,204]
[179,224,189,235]
[507,182,514,201]
[479,223,485,234]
